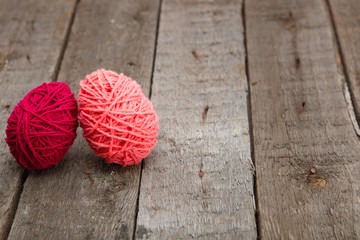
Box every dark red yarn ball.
[5,82,78,169]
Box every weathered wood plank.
[8,0,160,239]
[136,0,256,239]
[0,0,77,238]
[246,0,360,238]
[328,0,360,122]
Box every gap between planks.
[132,0,163,239]
[1,171,28,240]
[324,0,360,137]
[242,0,261,239]
[51,0,81,82]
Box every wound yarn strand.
[6,82,78,169]
[78,69,158,166]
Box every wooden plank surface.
[328,0,360,122]
[8,0,160,239]
[136,0,256,239]
[0,0,77,238]
[246,0,360,238]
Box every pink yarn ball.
[5,82,78,169]
[78,69,159,166]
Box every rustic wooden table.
[1,0,360,239]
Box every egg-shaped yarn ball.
[78,69,159,166]
[5,82,78,169]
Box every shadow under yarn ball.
[78,69,159,167]
[5,82,78,169]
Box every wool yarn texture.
[5,82,78,169]
[78,69,158,166]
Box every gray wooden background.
[1,0,360,239]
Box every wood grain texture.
[136,0,256,239]
[328,0,360,122]
[0,0,76,238]
[246,0,360,238]
[8,0,160,239]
